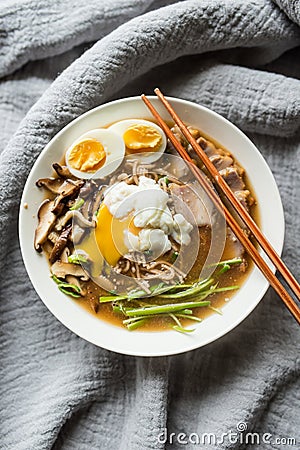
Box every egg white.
[108,119,167,163]
[65,128,125,180]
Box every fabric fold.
[272,0,300,26]
[1,0,300,268]
[115,55,300,137]
[0,0,180,78]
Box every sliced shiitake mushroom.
[51,180,84,214]
[48,230,60,244]
[34,199,56,252]
[50,261,89,280]
[52,163,74,179]
[49,225,72,264]
[36,177,65,194]
[66,275,87,297]
[56,210,96,231]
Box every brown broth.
[78,226,256,331]
[46,123,259,332]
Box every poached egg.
[94,176,193,266]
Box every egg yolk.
[95,204,140,266]
[123,125,162,154]
[68,139,106,172]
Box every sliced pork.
[169,182,215,227]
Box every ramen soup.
[34,119,257,333]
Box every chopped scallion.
[171,251,179,263]
[127,319,149,330]
[176,314,202,322]
[68,254,88,265]
[172,325,195,334]
[158,278,214,299]
[51,275,81,298]
[124,300,211,317]
[70,198,84,210]
[208,257,242,268]
[209,306,223,315]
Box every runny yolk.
[123,125,162,154]
[95,204,140,266]
[68,139,106,172]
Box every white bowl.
[19,96,284,356]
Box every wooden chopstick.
[141,92,300,324]
[154,88,300,300]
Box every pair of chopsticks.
[141,89,300,324]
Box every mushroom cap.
[34,199,56,252]
[50,261,89,281]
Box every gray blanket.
[0,1,299,449]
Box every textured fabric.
[273,0,300,25]
[0,1,299,449]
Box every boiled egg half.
[65,128,125,179]
[108,119,167,163]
